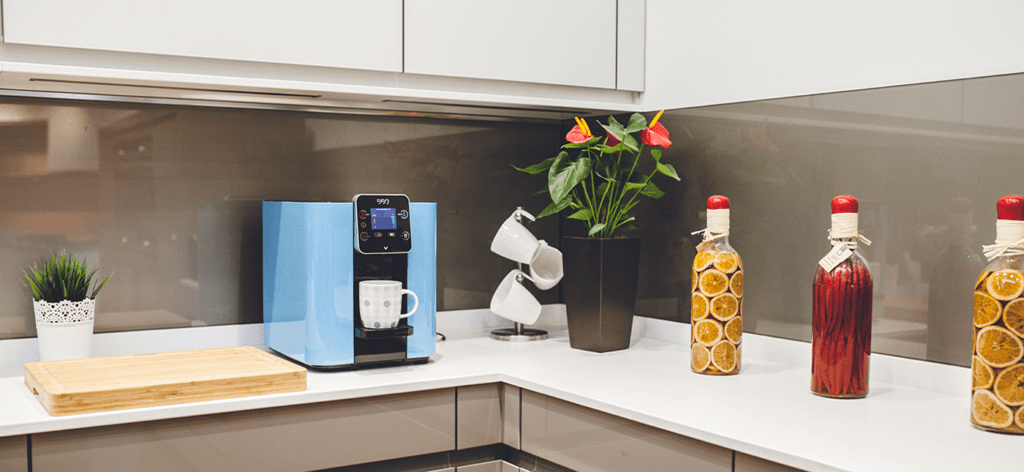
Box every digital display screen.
[370,208,397,230]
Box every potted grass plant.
[514,111,678,352]
[24,250,113,361]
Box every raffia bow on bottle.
[982,220,1024,260]
[828,213,872,250]
[692,208,730,252]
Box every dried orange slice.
[973,389,1014,429]
[977,326,1024,368]
[691,292,709,321]
[712,253,739,274]
[994,364,1024,406]
[976,270,991,290]
[1017,404,1024,430]
[974,291,1003,328]
[987,269,1024,301]
[693,319,723,346]
[1003,299,1024,337]
[691,344,711,371]
[730,271,744,297]
[973,356,994,390]
[725,317,742,344]
[692,267,698,292]
[699,269,729,297]
[711,340,737,372]
[693,251,714,271]
[710,293,739,321]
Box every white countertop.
[0,314,1014,472]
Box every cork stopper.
[707,195,730,210]
[997,195,1024,221]
[831,195,859,214]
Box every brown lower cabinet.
[0,434,28,472]
[21,384,801,472]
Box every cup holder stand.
[491,207,549,343]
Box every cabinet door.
[2,0,403,72]
[521,390,732,472]
[405,0,617,89]
[0,435,28,472]
[32,389,455,472]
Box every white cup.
[490,210,540,264]
[359,280,419,329]
[490,269,542,325]
[529,240,563,290]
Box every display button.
[388,232,396,238]
[374,232,383,238]
[402,231,410,240]
[358,210,368,219]
[359,232,369,241]
[399,210,409,219]
[360,221,367,228]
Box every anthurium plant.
[23,250,113,303]
[514,111,679,238]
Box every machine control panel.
[353,194,412,254]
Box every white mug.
[529,240,563,291]
[490,209,540,264]
[359,280,419,329]
[490,269,542,325]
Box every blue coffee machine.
[262,195,436,369]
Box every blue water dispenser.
[262,195,436,369]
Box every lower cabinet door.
[521,390,732,472]
[32,388,455,472]
[0,435,28,472]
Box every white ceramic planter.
[33,298,95,361]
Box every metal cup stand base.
[491,207,548,342]
[491,323,548,342]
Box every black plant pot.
[561,236,641,353]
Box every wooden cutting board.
[24,346,306,416]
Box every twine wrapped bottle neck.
[983,219,1024,260]
[693,209,729,251]
[829,213,871,250]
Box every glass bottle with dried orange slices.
[691,195,743,375]
[971,195,1024,433]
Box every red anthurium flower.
[604,133,621,148]
[639,110,671,148]
[566,117,593,143]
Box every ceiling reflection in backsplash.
[0,96,561,340]
[635,73,1024,366]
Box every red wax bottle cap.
[997,195,1024,221]
[831,195,858,214]
[707,195,730,210]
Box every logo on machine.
[377,198,390,205]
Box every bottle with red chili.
[691,195,743,375]
[812,195,873,398]
[971,195,1024,433]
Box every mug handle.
[399,289,419,319]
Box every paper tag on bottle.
[819,244,853,272]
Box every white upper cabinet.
[405,0,619,89]
[642,0,1024,111]
[1,0,403,72]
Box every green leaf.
[537,195,573,218]
[641,181,665,199]
[91,272,114,299]
[600,123,639,153]
[650,148,662,162]
[511,156,556,175]
[532,187,549,196]
[548,153,590,205]
[624,113,647,133]
[567,209,592,221]
[561,136,601,149]
[594,159,621,182]
[588,223,606,237]
[656,162,681,181]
